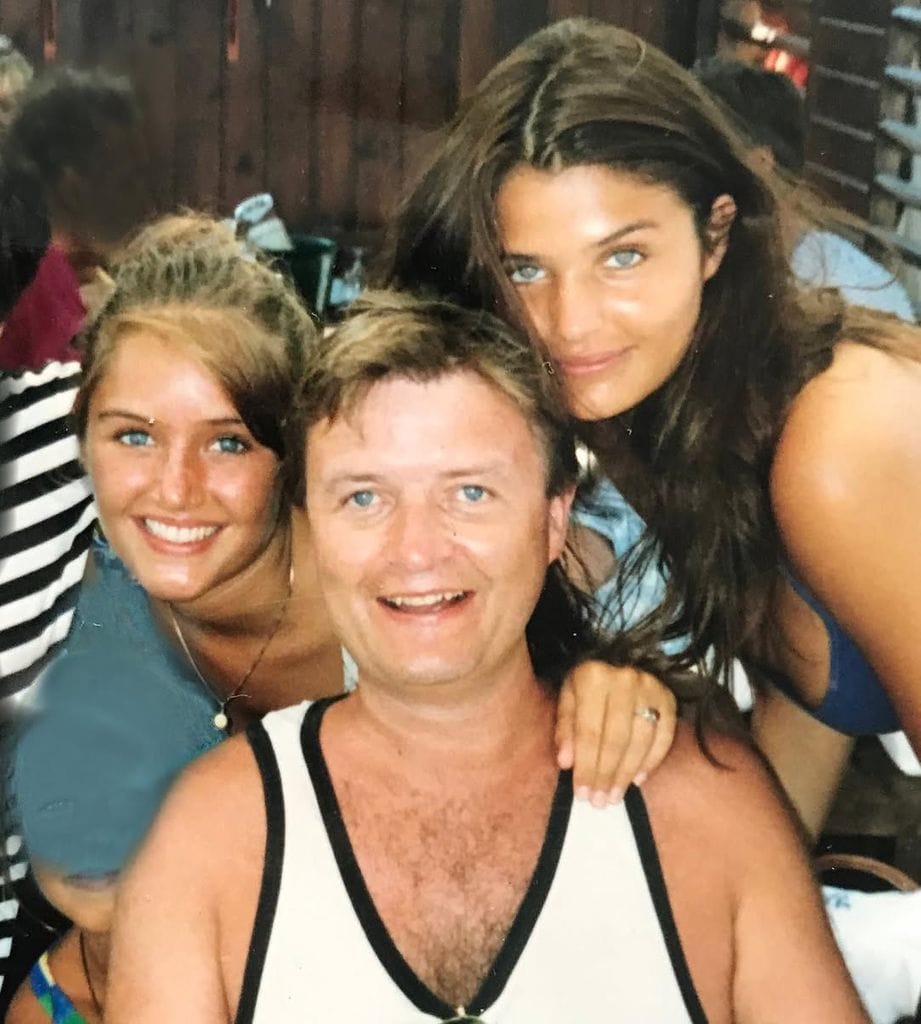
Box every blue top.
[65,536,223,732]
[14,537,223,876]
[792,229,916,323]
[571,480,900,737]
[778,575,900,735]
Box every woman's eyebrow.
[95,410,244,426]
[590,220,659,249]
[502,219,659,259]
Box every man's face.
[306,371,572,698]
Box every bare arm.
[723,743,868,1022]
[560,521,677,803]
[646,727,869,1023]
[751,685,854,839]
[105,737,262,1023]
[771,344,921,751]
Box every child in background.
[6,647,216,1022]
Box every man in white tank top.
[106,296,867,1024]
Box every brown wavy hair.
[381,17,910,716]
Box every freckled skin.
[83,331,283,605]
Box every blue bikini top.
[778,575,900,736]
[572,480,900,737]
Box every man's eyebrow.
[320,472,386,492]
[502,220,659,258]
[440,463,507,479]
[321,464,507,490]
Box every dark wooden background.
[0,0,698,235]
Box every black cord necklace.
[79,930,104,1018]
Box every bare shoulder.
[641,721,800,855]
[771,339,921,533]
[126,731,264,891]
[641,723,869,1022]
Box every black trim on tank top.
[625,785,709,1024]
[235,720,287,1024]
[301,697,573,1018]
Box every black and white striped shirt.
[1,360,94,697]
[0,359,94,1005]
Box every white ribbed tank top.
[236,698,707,1024]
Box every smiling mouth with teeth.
[380,591,469,612]
[143,519,220,544]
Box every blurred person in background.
[0,160,84,371]
[3,67,154,292]
[697,59,914,321]
[716,1,809,90]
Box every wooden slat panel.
[52,0,82,64]
[810,68,881,127]
[401,0,460,187]
[591,0,637,29]
[265,0,317,229]
[494,0,546,60]
[817,0,895,28]
[0,0,42,65]
[811,18,888,81]
[130,0,177,211]
[314,0,358,228]
[546,0,588,21]
[75,0,126,67]
[806,161,871,218]
[806,117,877,182]
[458,0,495,99]
[352,0,404,230]
[596,0,671,51]
[222,0,267,210]
[173,0,223,212]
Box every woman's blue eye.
[116,430,152,447]
[507,263,545,285]
[348,490,376,508]
[460,484,487,502]
[211,435,249,455]
[605,249,643,269]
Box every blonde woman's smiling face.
[496,163,728,421]
[83,330,282,604]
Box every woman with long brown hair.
[383,16,921,837]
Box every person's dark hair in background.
[696,58,805,173]
[3,67,154,273]
[695,58,914,324]
[0,161,49,323]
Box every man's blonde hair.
[304,290,577,497]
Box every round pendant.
[213,709,229,731]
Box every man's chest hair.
[337,776,556,1006]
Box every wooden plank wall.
[804,0,894,217]
[0,0,696,235]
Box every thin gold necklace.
[169,557,294,732]
[79,930,104,1018]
